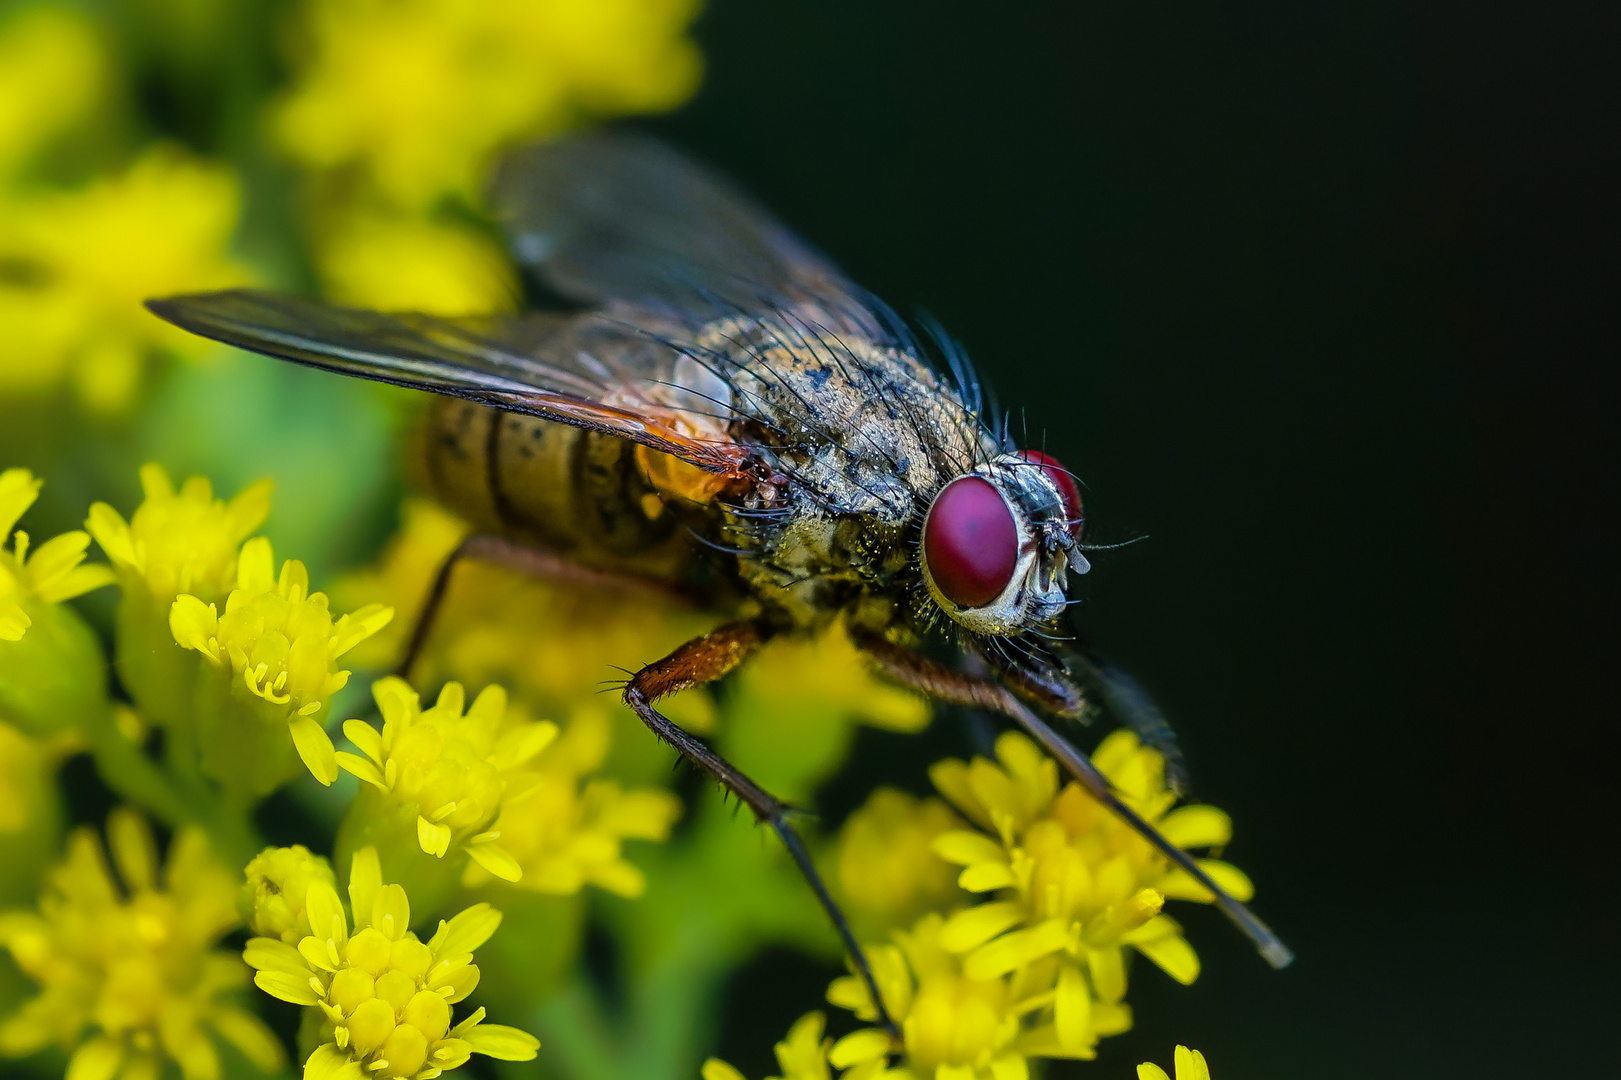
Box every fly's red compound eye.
[1018,449,1082,523]
[923,475,1019,608]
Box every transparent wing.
[145,288,750,475]
[490,132,894,339]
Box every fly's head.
[917,449,1089,638]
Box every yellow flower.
[88,463,273,725]
[241,844,339,945]
[1138,1046,1212,1080]
[274,0,703,210]
[0,809,283,1080]
[339,677,556,882]
[0,146,247,412]
[170,536,393,789]
[0,6,106,179]
[88,463,273,609]
[0,467,114,641]
[702,1011,832,1080]
[834,788,965,936]
[243,845,539,1079]
[827,911,1097,1080]
[475,705,682,898]
[926,732,1253,1056]
[312,208,517,315]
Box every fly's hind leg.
[623,619,900,1037]
[397,532,688,679]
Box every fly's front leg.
[850,628,1295,970]
[398,532,689,679]
[624,620,901,1037]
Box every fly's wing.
[144,288,751,475]
[491,132,899,342]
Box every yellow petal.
[828,1028,891,1068]
[417,816,452,857]
[303,1043,361,1080]
[0,469,41,540]
[959,861,1019,892]
[65,1035,124,1080]
[964,919,1070,980]
[466,843,521,882]
[290,714,338,785]
[305,879,348,946]
[348,847,381,925]
[1157,805,1232,848]
[701,1060,747,1080]
[370,883,410,938]
[341,718,383,762]
[1157,859,1254,904]
[938,901,1024,952]
[932,829,1008,866]
[989,1054,1030,1080]
[0,604,32,640]
[169,594,219,655]
[430,902,502,957]
[243,937,308,974]
[335,752,387,789]
[1137,1066,1172,1080]
[1054,961,1093,1051]
[106,808,157,892]
[254,969,322,1006]
[462,1023,539,1061]
[1175,1046,1210,1080]
[1135,933,1200,985]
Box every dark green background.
[650,2,1615,1077]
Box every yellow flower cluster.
[171,536,393,789]
[275,0,702,210]
[243,846,538,1080]
[0,7,105,179]
[272,0,703,314]
[478,704,683,898]
[0,146,247,413]
[0,467,113,641]
[0,809,283,1080]
[240,844,339,945]
[833,788,966,937]
[926,730,1252,1053]
[340,677,553,881]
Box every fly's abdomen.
[415,399,684,565]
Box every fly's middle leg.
[623,619,902,1039]
[396,531,688,679]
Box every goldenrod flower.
[834,788,965,936]
[827,911,1097,1080]
[0,146,246,412]
[312,207,517,315]
[274,0,703,210]
[88,463,272,725]
[170,536,393,789]
[474,705,682,897]
[1138,1045,1212,1080]
[702,1011,832,1080]
[338,677,555,882]
[88,463,273,609]
[0,809,283,1080]
[243,846,539,1079]
[0,6,106,179]
[0,467,113,641]
[927,732,1253,1054]
[241,844,338,945]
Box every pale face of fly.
[919,450,1089,638]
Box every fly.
[146,133,1292,1032]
